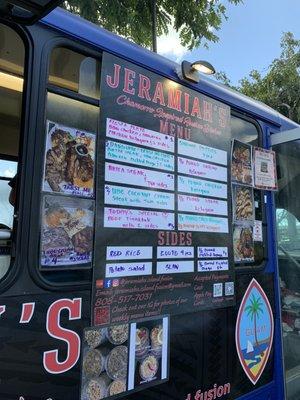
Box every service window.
[39,46,101,284]
[231,114,266,269]
[0,23,25,278]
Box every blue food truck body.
[0,7,299,400]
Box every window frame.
[230,109,268,273]
[0,19,31,293]
[27,35,102,291]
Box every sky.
[157,0,300,86]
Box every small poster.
[254,147,278,191]
[232,185,254,222]
[80,317,169,400]
[40,195,94,269]
[43,121,96,198]
[233,224,254,263]
[253,220,263,242]
[231,140,253,186]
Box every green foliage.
[63,0,242,50]
[245,295,263,322]
[217,32,300,123]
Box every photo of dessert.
[128,317,169,392]
[233,225,255,263]
[139,355,159,381]
[231,140,253,186]
[135,327,150,359]
[233,185,254,221]
[81,324,129,400]
[41,195,94,268]
[43,121,95,198]
[150,325,163,357]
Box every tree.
[217,32,300,123]
[245,294,264,347]
[63,0,242,51]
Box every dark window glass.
[0,24,25,279]
[49,47,101,99]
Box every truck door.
[272,128,300,400]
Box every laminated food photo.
[43,121,96,198]
[40,195,94,268]
[231,139,253,186]
[127,316,169,391]
[233,225,255,263]
[233,185,254,222]
[81,324,129,400]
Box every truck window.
[39,46,100,284]
[0,24,24,279]
[231,114,266,268]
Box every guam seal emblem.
[235,278,274,384]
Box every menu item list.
[92,53,235,326]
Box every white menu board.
[178,175,227,198]
[106,140,174,171]
[178,156,227,182]
[104,208,175,230]
[105,184,174,210]
[107,118,175,152]
[178,138,227,165]
[178,194,227,216]
[106,261,152,277]
[198,259,229,272]
[157,260,194,274]
[105,162,174,191]
[178,214,228,233]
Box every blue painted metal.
[41,9,297,133]
[38,8,298,399]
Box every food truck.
[1,4,300,400]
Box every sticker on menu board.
[43,121,95,197]
[254,147,278,191]
[40,195,94,268]
[232,185,254,222]
[231,140,253,186]
[233,224,254,263]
